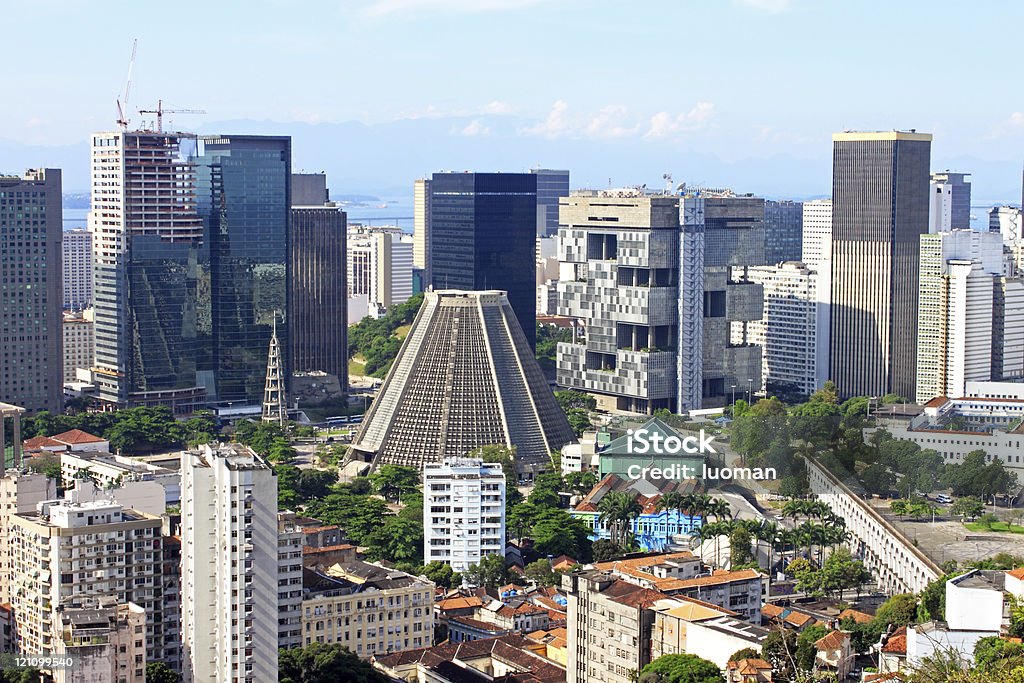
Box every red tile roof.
[22,436,64,449]
[815,630,848,651]
[1007,568,1024,580]
[922,396,950,408]
[51,429,105,444]
[881,626,907,655]
[727,658,772,674]
[838,608,873,624]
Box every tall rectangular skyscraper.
[429,172,538,348]
[62,228,93,311]
[0,169,63,413]
[928,171,971,233]
[531,168,570,237]
[763,199,803,264]
[830,131,932,399]
[413,177,431,273]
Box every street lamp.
[730,385,737,406]
[746,378,753,404]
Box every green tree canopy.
[278,643,389,683]
[638,654,724,683]
[145,662,179,683]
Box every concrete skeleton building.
[0,169,63,413]
[916,229,1024,401]
[830,131,932,400]
[180,443,279,683]
[350,290,575,475]
[423,457,506,572]
[52,600,147,683]
[62,228,93,311]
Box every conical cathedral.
[351,290,576,475]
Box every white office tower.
[916,230,1024,401]
[746,262,828,396]
[801,199,833,272]
[928,172,972,233]
[62,229,93,310]
[423,458,506,573]
[181,444,278,683]
[991,205,1024,275]
[413,178,431,272]
[348,227,414,312]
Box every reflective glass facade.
[194,136,291,405]
[429,172,537,348]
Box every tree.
[525,559,559,587]
[528,471,564,508]
[974,636,1024,675]
[278,643,389,683]
[638,653,724,683]
[555,390,595,436]
[762,630,799,682]
[420,561,460,589]
[463,552,509,589]
[728,524,755,569]
[298,468,337,500]
[874,593,918,629]
[795,624,829,672]
[531,509,593,561]
[728,648,761,663]
[0,670,41,683]
[598,491,642,548]
[592,539,625,563]
[860,462,896,495]
[145,662,179,683]
[369,464,420,503]
[565,470,598,495]
[952,497,984,520]
[508,502,542,541]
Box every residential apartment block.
[62,228,93,311]
[423,458,506,572]
[62,311,94,383]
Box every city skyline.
[3,1,1024,200]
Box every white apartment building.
[0,469,55,605]
[60,451,180,507]
[62,228,93,311]
[53,600,147,683]
[181,444,279,683]
[278,512,305,649]
[800,199,832,273]
[746,262,828,396]
[907,570,1002,666]
[347,227,414,311]
[6,493,165,661]
[916,230,1023,401]
[423,458,506,573]
[413,178,431,273]
[62,310,94,383]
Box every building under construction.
[350,290,576,476]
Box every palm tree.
[656,492,688,537]
[598,491,642,548]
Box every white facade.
[916,230,1018,402]
[181,444,279,683]
[990,205,1022,247]
[683,617,770,670]
[0,471,56,605]
[348,227,414,310]
[806,457,941,595]
[423,458,506,573]
[62,311,94,383]
[800,199,832,272]
[413,178,431,272]
[62,228,93,311]
[53,601,147,683]
[746,262,828,396]
[907,570,1002,666]
[277,512,304,649]
[929,178,953,233]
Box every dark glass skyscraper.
[531,169,570,237]
[764,199,803,264]
[429,172,537,348]
[830,131,931,400]
[194,136,291,406]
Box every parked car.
[935,494,953,504]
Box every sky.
[4,0,1024,201]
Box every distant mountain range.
[3,115,1020,206]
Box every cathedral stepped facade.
[351,290,576,475]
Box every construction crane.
[115,39,138,130]
[138,99,206,133]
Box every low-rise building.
[814,630,853,679]
[299,561,434,657]
[878,626,907,674]
[907,570,1003,666]
[52,600,147,683]
[60,451,180,504]
[525,627,569,666]
[726,658,773,683]
[373,633,566,683]
[760,603,818,631]
[650,598,736,659]
[684,616,771,669]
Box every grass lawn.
[348,355,368,378]
[965,521,1024,534]
[394,324,412,339]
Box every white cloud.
[520,100,571,139]
[644,102,714,139]
[732,0,793,13]
[584,105,641,139]
[985,112,1024,139]
[480,100,514,115]
[458,119,490,136]
[363,0,548,17]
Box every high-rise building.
[277,512,304,650]
[1,169,63,413]
[181,443,278,683]
[764,199,803,264]
[557,191,680,414]
[62,228,93,310]
[993,277,1024,381]
[62,310,94,384]
[830,131,932,399]
[350,290,575,476]
[7,493,165,661]
[413,178,431,274]
[916,230,1008,401]
[348,227,414,312]
[531,168,570,237]
[423,457,506,572]
[929,171,972,233]
[990,205,1023,244]
[746,262,828,397]
[801,199,833,272]
[89,131,290,413]
[290,176,347,385]
[429,172,538,348]
[693,194,766,408]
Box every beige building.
[300,561,434,657]
[0,469,55,605]
[52,600,147,683]
[62,311,94,384]
[6,494,165,661]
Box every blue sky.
[4,0,1024,199]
